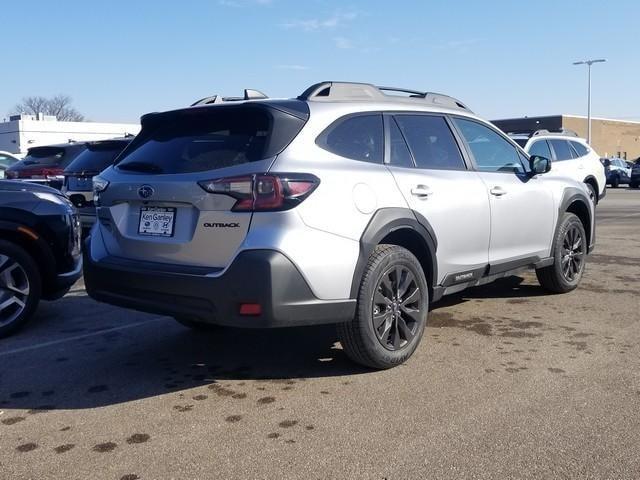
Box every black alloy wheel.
[372,265,422,351]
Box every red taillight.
[42,167,64,179]
[199,173,319,212]
[8,166,64,179]
[239,303,262,316]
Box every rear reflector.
[239,303,262,316]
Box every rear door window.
[548,139,574,161]
[317,114,384,164]
[528,140,553,159]
[394,115,466,170]
[117,105,307,174]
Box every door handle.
[411,185,432,198]
[489,186,507,196]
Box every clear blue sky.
[3,0,638,123]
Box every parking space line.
[0,317,166,357]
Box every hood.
[0,180,66,195]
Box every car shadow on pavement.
[1,274,546,411]
[0,294,371,411]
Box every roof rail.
[190,89,268,106]
[531,128,579,138]
[298,81,472,112]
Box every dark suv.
[631,161,640,188]
[5,143,87,189]
[0,181,82,337]
[62,137,133,230]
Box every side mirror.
[530,155,551,175]
[603,159,611,167]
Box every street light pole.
[573,59,606,145]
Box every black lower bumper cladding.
[84,246,355,328]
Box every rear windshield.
[116,105,307,174]
[22,147,66,165]
[65,141,129,173]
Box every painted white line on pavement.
[0,317,166,357]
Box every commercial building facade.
[0,114,140,155]
[492,115,640,160]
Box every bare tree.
[11,95,85,122]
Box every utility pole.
[572,59,606,144]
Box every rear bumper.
[83,244,355,328]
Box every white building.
[0,114,140,154]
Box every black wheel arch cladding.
[350,207,437,299]
[557,188,593,249]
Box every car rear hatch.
[95,101,309,269]
[64,140,131,207]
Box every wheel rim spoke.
[397,270,414,299]
[400,287,420,307]
[374,290,392,307]
[397,315,415,341]
[373,311,390,331]
[379,317,393,343]
[392,321,401,349]
[0,256,29,326]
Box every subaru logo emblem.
[138,185,154,199]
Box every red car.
[5,143,86,189]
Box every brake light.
[7,166,64,179]
[198,173,319,212]
[43,167,64,178]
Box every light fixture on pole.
[572,59,606,144]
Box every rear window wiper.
[117,161,164,173]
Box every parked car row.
[0,82,604,371]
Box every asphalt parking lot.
[1,188,639,480]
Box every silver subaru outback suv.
[85,81,595,369]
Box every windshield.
[116,105,307,174]
[65,141,129,174]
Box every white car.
[508,131,606,203]
[0,151,21,179]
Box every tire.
[585,183,598,205]
[0,240,42,338]
[611,175,619,188]
[337,244,429,369]
[174,316,222,331]
[536,213,587,293]
[630,181,639,189]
